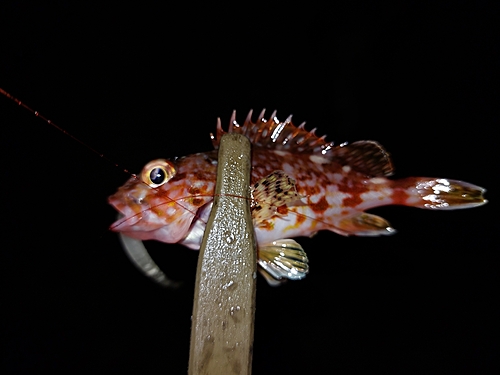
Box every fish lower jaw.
[110,213,142,231]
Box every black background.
[1,2,498,374]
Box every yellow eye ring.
[140,159,177,188]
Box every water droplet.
[230,305,241,316]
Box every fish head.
[108,157,216,244]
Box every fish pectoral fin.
[338,213,397,236]
[257,239,309,286]
[251,170,304,224]
[252,205,278,226]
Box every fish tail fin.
[395,177,487,210]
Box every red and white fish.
[108,110,487,285]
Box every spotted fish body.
[108,110,486,285]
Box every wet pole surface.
[188,133,256,375]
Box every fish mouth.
[108,194,209,244]
[179,202,213,249]
[110,213,142,231]
[107,195,138,231]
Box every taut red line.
[1,87,131,175]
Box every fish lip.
[107,193,146,230]
[110,213,142,231]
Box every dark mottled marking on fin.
[251,170,302,225]
[331,141,394,177]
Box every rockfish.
[108,110,486,285]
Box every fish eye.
[150,167,166,185]
[141,159,177,188]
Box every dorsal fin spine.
[269,109,277,122]
[229,110,236,132]
[244,109,253,127]
[257,108,266,123]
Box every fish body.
[108,110,486,284]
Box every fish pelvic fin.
[257,239,309,286]
[394,178,487,210]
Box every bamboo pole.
[188,133,256,375]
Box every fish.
[108,109,487,286]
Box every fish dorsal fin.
[330,140,395,177]
[211,110,394,177]
[211,109,334,154]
